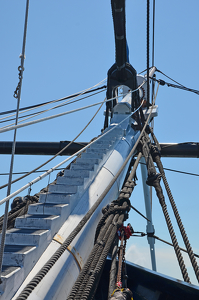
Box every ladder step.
[0,228,49,246]
[48,184,77,193]
[28,202,69,215]
[76,157,100,165]
[39,192,73,204]
[56,176,84,185]
[81,152,104,159]
[15,214,60,230]
[70,163,95,171]
[3,245,36,267]
[86,148,108,154]
[64,169,91,178]
[1,265,21,279]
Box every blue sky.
[0,0,199,285]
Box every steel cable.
[146,0,150,108]
[0,89,105,128]
[0,85,107,119]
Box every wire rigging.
[0,78,107,128]
[151,69,199,96]
[0,84,107,117]
[0,89,105,129]
[146,0,150,108]
[152,0,155,68]
[0,82,145,134]
[0,87,106,126]
[133,232,199,259]
[2,156,199,178]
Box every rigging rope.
[0,85,107,118]
[133,232,199,259]
[0,78,107,130]
[150,137,199,283]
[151,74,199,96]
[139,161,199,178]
[0,98,109,134]
[0,89,105,127]
[140,131,191,283]
[0,81,145,134]
[152,0,155,68]
[156,69,187,88]
[146,0,150,108]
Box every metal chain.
[13,66,24,99]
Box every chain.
[14,65,25,99]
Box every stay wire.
[0,81,145,134]
[2,161,199,178]
[156,69,186,88]
[139,162,199,178]
[0,83,107,118]
[0,79,106,128]
[146,0,150,108]
[150,74,199,96]
[133,232,199,259]
[0,89,105,128]
[152,0,155,68]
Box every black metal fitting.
[145,125,151,134]
[151,144,161,159]
[158,79,166,86]
[146,173,161,186]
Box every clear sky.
[0,0,199,286]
